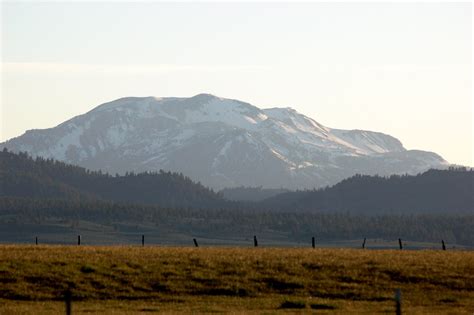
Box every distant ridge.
[262,168,474,215]
[1,93,448,189]
[0,149,229,209]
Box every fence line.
[24,235,453,250]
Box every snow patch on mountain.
[182,97,267,130]
[47,124,85,160]
[331,129,405,155]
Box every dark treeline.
[263,169,474,215]
[2,149,473,215]
[1,197,473,246]
[0,149,232,210]
[220,186,290,202]
[1,149,473,245]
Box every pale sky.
[1,2,472,166]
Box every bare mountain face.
[2,94,447,189]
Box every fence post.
[395,288,402,315]
[64,288,72,315]
[193,238,199,247]
[312,236,315,249]
[253,235,258,247]
[362,238,366,249]
[77,235,81,246]
[142,235,145,247]
[35,236,38,245]
[441,240,446,251]
[398,238,403,250]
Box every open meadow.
[0,245,473,314]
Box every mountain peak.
[1,95,447,190]
[189,93,220,102]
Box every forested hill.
[262,169,474,214]
[0,149,229,209]
[1,149,474,245]
[2,149,473,215]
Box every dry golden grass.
[0,245,473,314]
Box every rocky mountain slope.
[2,94,447,189]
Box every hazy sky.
[1,2,472,166]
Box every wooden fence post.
[64,288,72,315]
[442,240,446,251]
[362,238,366,249]
[142,235,145,247]
[395,288,402,315]
[77,235,81,246]
[253,235,258,247]
[398,238,403,250]
[193,238,199,247]
[312,236,315,249]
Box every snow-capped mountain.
[2,94,447,189]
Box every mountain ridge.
[1,93,447,189]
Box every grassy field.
[0,246,473,314]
